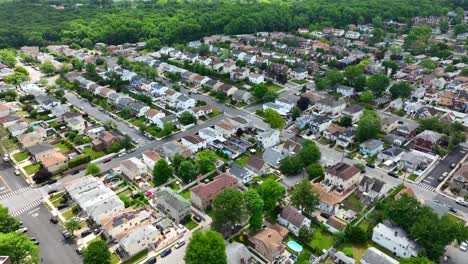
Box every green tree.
[338,116,353,127]
[439,20,449,33]
[291,107,301,121]
[172,153,185,172]
[257,179,285,212]
[252,84,268,99]
[297,140,321,166]
[196,150,217,174]
[262,91,277,102]
[400,256,434,264]
[359,91,375,105]
[243,189,264,231]
[263,108,286,129]
[297,225,313,245]
[306,163,324,180]
[290,178,319,213]
[345,226,367,244]
[325,70,344,89]
[178,160,199,183]
[179,111,196,125]
[83,240,111,264]
[152,159,173,186]
[145,38,161,51]
[356,110,381,142]
[212,189,247,229]
[85,163,101,176]
[184,230,227,264]
[70,58,83,71]
[279,156,303,175]
[0,49,17,67]
[64,219,80,236]
[39,61,55,75]
[0,232,39,264]
[296,96,310,111]
[389,81,413,99]
[367,73,390,97]
[0,205,21,233]
[382,60,399,76]
[344,65,366,91]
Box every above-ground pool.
[287,241,303,253]
[223,149,233,156]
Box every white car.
[118,152,126,157]
[443,172,449,177]
[15,227,28,233]
[3,155,9,162]
[459,241,467,251]
[14,170,20,176]
[175,239,185,249]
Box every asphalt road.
[0,159,29,191]
[18,205,82,264]
[421,145,468,188]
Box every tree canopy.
[83,240,111,264]
[184,229,227,264]
[290,178,319,213]
[212,189,247,230]
[0,205,21,233]
[152,159,173,186]
[0,232,39,264]
[356,110,382,142]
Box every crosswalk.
[418,182,436,191]
[0,186,32,200]
[10,199,43,217]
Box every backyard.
[342,193,364,213]
[122,249,148,264]
[234,154,250,167]
[309,229,335,251]
[12,151,29,162]
[53,142,72,153]
[267,84,283,93]
[183,218,199,230]
[81,147,106,160]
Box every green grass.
[52,198,65,207]
[447,213,466,224]
[62,209,77,220]
[407,174,418,181]
[234,154,249,167]
[309,229,334,250]
[169,182,180,191]
[209,108,222,118]
[13,151,29,162]
[129,117,146,128]
[343,193,364,212]
[53,142,72,153]
[122,249,148,264]
[111,253,120,264]
[49,191,64,200]
[82,147,106,160]
[183,219,199,230]
[24,163,41,175]
[292,79,308,85]
[267,84,283,93]
[180,189,191,200]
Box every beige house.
[249,225,288,262]
[325,162,361,192]
[99,208,151,239]
[41,152,68,174]
[190,173,239,210]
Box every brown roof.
[280,206,306,227]
[326,216,347,230]
[182,135,205,144]
[190,173,238,200]
[144,109,161,118]
[327,124,345,135]
[327,162,360,180]
[216,120,237,131]
[101,208,142,231]
[143,150,161,161]
[0,103,12,111]
[191,105,213,113]
[99,131,117,143]
[396,186,415,199]
[247,156,265,171]
[42,152,67,167]
[251,226,286,251]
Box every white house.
[336,85,355,97]
[290,67,308,80]
[198,127,225,143]
[144,109,165,125]
[372,222,419,258]
[180,135,207,153]
[118,222,159,258]
[141,150,161,171]
[345,31,361,39]
[361,247,399,264]
[342,104,364,123]
[175,94,196,110]
[257,130,280,149]
[249,73,265,84]
[315,97,346,115]
[278,206,312,236]
[120,157,147,181]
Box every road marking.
[418,182,436,191]
[10,199,43,217]
[0,186,32,200]
[0,175,12,192]
[28,207,40,214]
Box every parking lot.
[443,243,468,264]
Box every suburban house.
[141,150,161,171]
[249,225,289,262]
[357,176,387,204]
[256,130,280,149]
[325,162,361,192]
[190,173,239,210]
[413,130,443,152]
[315,97,346,115]
[7,122,29,137]
[144,109,165,124]
[323,124,345,142]
[198,127,225,143]
[65,116,87,132]
[189,105,213,118]
[361,247,399,264]
[336,85,355,97]
[450,162,468,197]
[28,143,58,162]
[41,152,68,174]
[309,115,332,135]
[92,131,120,151]
[0,114,21,128]
[64,176,125,223]
[225,242,256,264]
[278,206,311,236]
[342,104,364,123]
[99,208,150,240]
[359,139,384,157]
[116,222,159,258]
[336,127,356,148]
[228,163,254,183]
[290,67,308,80]
[277,139,301,157]
[0,103,13,117]
[162,140,192,158]
[378,146,405,163]
[120,157,147,181]
[372,221,419,258]
[248,72,265,84]
[246,156,270,176]
[17,131,45,149]
[395,119,419,139]
[232,90,254,104]
[380,113,400,133]
[215,120,239,138]
[153,187,191,223]
[180,135,207,153]
[262,148,285,168]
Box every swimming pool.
[287,241,303,253]
[223,149,233,156]
[32,124,41,130]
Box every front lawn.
[209,108,223,118]
[407,174,418,181]
[110,253,120,264]
[81,147,106,160]
[183,219,199,230]
[62,209,77,220]
[309,229,334,250]
[447,213,466,224]
[180,189,191,200]
[53,142,72,153]
[234,154,250,167]
[13,151,29,162]
[122,249,148,264]
[292,79,308,85]
[129,117,146,128]
[24,163,41,175]
[169,182,180,191]
[267,84,283,93]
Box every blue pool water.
[287,241,303,252]
[223,149,233,156]
[32,124,41,129]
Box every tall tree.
[290,178,319,213]
[344,65,366,91]
[356,110,382,142]
[296,96,310,111]
[212,189,247,229]
[178,160,199,183]
[65,219,80,236]
[83,240,111,264]
[185,230,227,264]
[389,81,413,99]
[0,205,21,233]
[39,61,55,76]
[243,190,264,231]
[257,179,285,212]
[297,140,321,166]
[367,73,390,97]
[306,163,324,180]
[0,232,39,264]
[86,163,101,176]
[152,159,173,186]
[263,108,286,129]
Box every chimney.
[268,234,271,238]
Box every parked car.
[3,155,9,162]
[76,247,84,255]
[30,237,39,245]
[47,189,58,195]
[16,227,28,233]
[47,179,57,185]
[451,163,456,169]
[57,204,69,210]
[176,224,186,234]
[193,215,202,223]
[118,152,126,157]
[442,172,449,177]
[50,217,58,224]
[456,198,468,207]
[62,230,71,239]
[175,239,185,249]
[387,172,398,178]
[459,241,467,252]
[81,230,92,237]
[366,163,375,168]
[14,170,21,176]
[145,257,157,264]
[447,205,458,213]
[160,248,172,258]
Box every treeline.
[0,0,463,48]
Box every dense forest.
[0,0,466,48]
